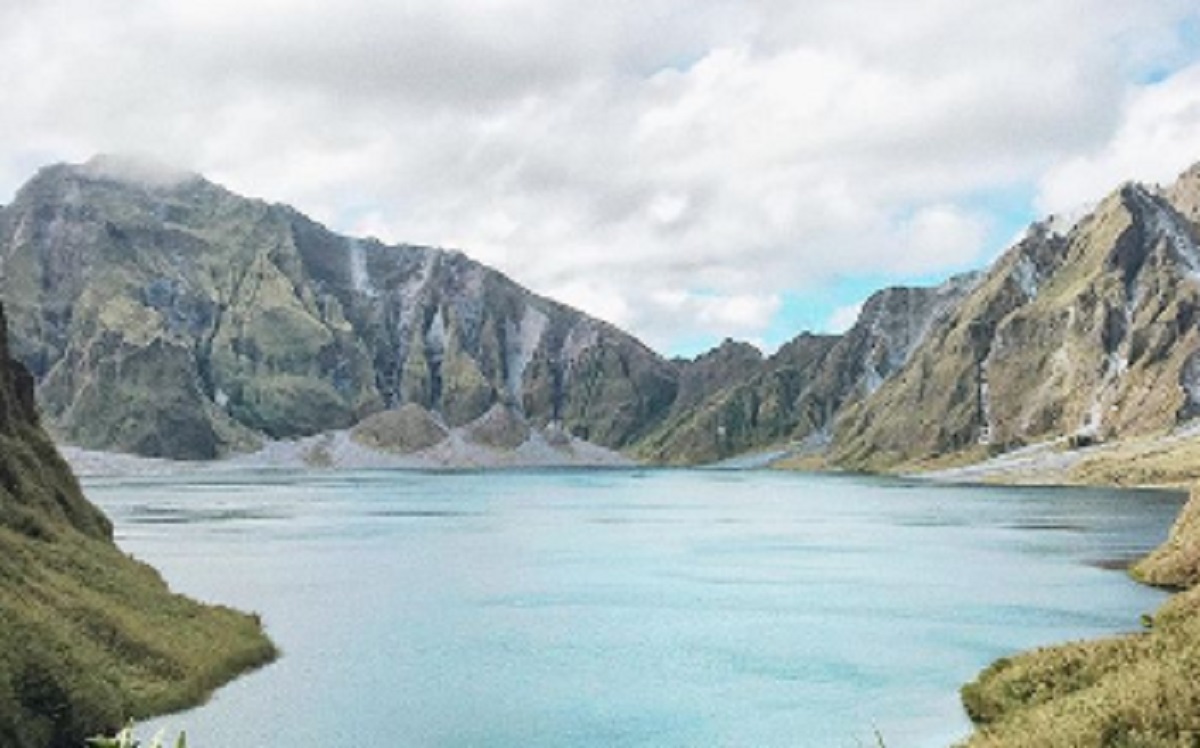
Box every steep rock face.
[668,339,764,417]
[634,334,840,464]
[633,275,974,464]
[0,157,677,458]
[832,165,1200,469]
[0,303,109,540]
[0,300,275,747]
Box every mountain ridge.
[8,154,1200,476]
[0,156,678,461]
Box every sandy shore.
[61,427,634,478]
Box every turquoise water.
[85,470,1183,748]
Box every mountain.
[832,164,1200,471]
[0,156,676,460]
[0,301,275,747]
[8,155,1200,473]
[634,274,977,465]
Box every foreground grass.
[959,488,1200,747]
[0,415,276,747]
[1070,433,1200,488]
[0,524,277,748]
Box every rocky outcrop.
[0,299,276,748]
[0,156,677,459]
[961,487,1200,747]
[1134,488,1200,588]
[832,164,1200,470]
[350,403,448,454]
[633,275,975,465]
[13,155,1200,470]
[463,402,531,449]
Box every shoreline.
[59,428,633,478]
[64,439,1197,746]
[957,485,1200,746]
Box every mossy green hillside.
[0,300,276,748]
[0,523,276,748]
[834,173,1200,472]
[960,488,1200,747]
[0,157,678,459]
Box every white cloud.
[0,0,1197,352]
[1037,61,1200,214]
[826,303,864,334]
[617,287,780,352]
[895,205,990,274]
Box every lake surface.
[85,470,1184,748]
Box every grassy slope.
[959,488,1200,747]
[0,301,276,747]
[0,519,277,748]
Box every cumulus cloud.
[1,0,1197,352]
[1037,61,1200,213]
[826,303,864,335]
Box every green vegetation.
[0,519,276,748]
[0,159,681,460]
[0,302,276,748]
[960,489,1200,747]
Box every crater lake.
[86,470,1183,748]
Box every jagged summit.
[6,154,1200,469]
[833,162,1200,470]
[0,158,677,459]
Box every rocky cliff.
[10,156,1200,470]
[832,164,1200,471]
[0,156,676,459]
[0,299,275,747]
[634,275,976,464]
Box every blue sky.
[2,1,1200,358]
[753,184,1043,356]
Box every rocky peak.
[832,165,1200,470]
[1166,160,1200,225]
[670,338,764,416]
[0,157,681,458]
[1118,182,1200,279]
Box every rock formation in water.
[0,299,275,747]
